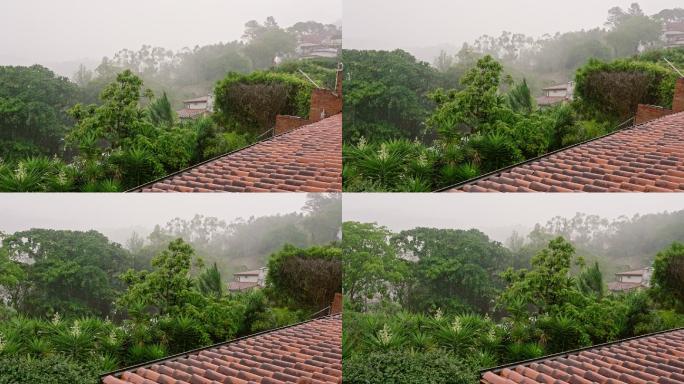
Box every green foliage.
[343,49,441,142]
[148,91,174,127]
[343,349,477,384]
[507,78,533,114]
[242,17,298,70]
[118,239,197,316]
[342,222,409,309]
[0,65,77,156]
[394,228,511,314]
[213,71,312,135]
[3,229,130,318]
[427,55,504,140]
[578,261,605,298]
[0,355,103,384]
[267,244,341,310]
[574,57,677,121]
[651,242,684,310]
[500,237,580,315]
[197,263,224,299]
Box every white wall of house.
[237,274,259,283]
[618,275,643,283]
[185,101,208,110]
[546,89,567,97]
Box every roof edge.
[126,114,341,192]
[98,313,340,382]
[478,326,684,378]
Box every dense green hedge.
[0,355,102,384]
[574,58,677,121]
[343,350,477,384]
[213,71,312,134]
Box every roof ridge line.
[99,313,340,381]
[435,111,684,192]
[126,114,340,192]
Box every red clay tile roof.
[101,315,342,384]
[445,111,684,192]
[177,108,208,119]
[227,281,259,291]
[536,96,567,106]
[481,328,684,384]
[607,281,644,292]
[132,114,342,192]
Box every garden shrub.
[343,349,477,384]
[0,355,102,384]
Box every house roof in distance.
[615,268,650,276]
[228,281,259,291]
[234,269,263,276]
[444,111,684,192]
[176,108,207,119]
[131,114,342,192]
[183,96,210,103]
[480,328,684,384]
[542,83,571,90]
[101,315,342,384]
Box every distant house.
[663,21,684,48]
[536,81,574,107]
[176,95,213,121]
[296,40,341,59]
[228,267,267,292]
[607,267,653,293]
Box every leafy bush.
[0,355,102,384]
[214,71,312,134]
[343,349,477,384]
[575,58,677,121]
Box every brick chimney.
[634,77,684,124]
[272,64,344,135]
[330,293,342,315]
[674,77,684,113]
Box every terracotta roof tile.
[102,315,342,384]
[446,112,684,192]
[133,114,342,192]
[481,328,684,384]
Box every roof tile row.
[102,315,342,384]
[447,112,684,192]
[481,328,684,384]
[135,114,342,192]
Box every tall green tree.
[500,237,581,315]
[118,239,197,316]
[0,65,77,156]
[394,227,511,314]
[197,262,224,299]
[342,222,408,309]
[148,91,174,127]
[3,229,131,318]
[651,242,684,311]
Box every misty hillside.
[508,209,684,278]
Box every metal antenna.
[298,69,322,89]
[664,57,684,77]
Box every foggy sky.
[343,194,684,243]
[344,0,682,57]
[0,0,341,67]
[0,194,311,244]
